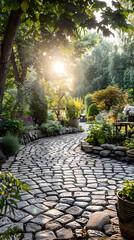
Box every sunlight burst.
[54,62,65,74]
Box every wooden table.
[113,122,134,137]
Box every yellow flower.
[1,191,4,195]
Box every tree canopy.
[0,0,133,113]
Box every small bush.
[1,133,21,156]
[39,120,61,135]
[66,98,84,119]
[48,112,55,120]
[88,103,99,117]
[87,116,94,121]
[85,123,112,145]
[0,118,23,136]
[85,93,93,114]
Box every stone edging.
[20,127,83,145]
[81,142,134,162]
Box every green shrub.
[0,118,23,136]
[30,81,48,123]
[66,98,84,119]
[40,120,61,134]
[0,172,30,215]
[85,123,112,145]
[48,112,55,120]
[123,137,134,149]
[1,133,21,156]
[85,93,93,114]
[88,103,99,117]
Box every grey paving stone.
[45,209,63,219]
[56,227,73,239]
[92,199,107,206]
[76,217,88,224]
[17,201,29,209]
[57,214,74,224]
[86,205,103,212]
[22,233,33,240]
[0,217,12,227]
[45,196,58,201]
[7,209,28,221]
[59,198,74,204]
[30,214,52,225]
[74,192,90,197]
[75,197,91,202]
[66,221,81,229]
[25,222,42,232]
[43,201,57,207]
[45,220,62,231]
[59,192,72,197]
[0,223,23,234]
[20,215,33,223]
[74,201,89,208]
[23,205,44,215]
[35,230,56,240]
[55,203,70,211]
[66,206,83,215]
[82,211,92,218]
[21,194,33,201]
[35,203,49,211]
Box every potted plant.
[117,180,134,240]
[66,98,84,128]
[123,105,134,122]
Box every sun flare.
[54,62,65,74]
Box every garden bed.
[19,126,83,145]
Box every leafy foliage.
[92,85,127,111]
[0,226,22,240]
[88,103,99,118]
[29,81,48,123]
[85,124,112,145]
[39,120,61,135]
[119,180,134,201]
[85,93,93,114]
[123,137,134,149]
[0,118,23,136]
[0,172,30,215]
[1,133,21,156]
[66,98,84,119]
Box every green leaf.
[21,0,29,12]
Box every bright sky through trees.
[53,62,65,75]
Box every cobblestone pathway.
[1,130,134,239]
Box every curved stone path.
[1,130,134,239]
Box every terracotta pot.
[69,119,80,128]
[117,192,134,240]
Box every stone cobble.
[0,128,133,239]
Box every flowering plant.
[123,105,134,116]
[57,115,65,121]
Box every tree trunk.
[0,8,22,114]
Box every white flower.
[124,106,134,116]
